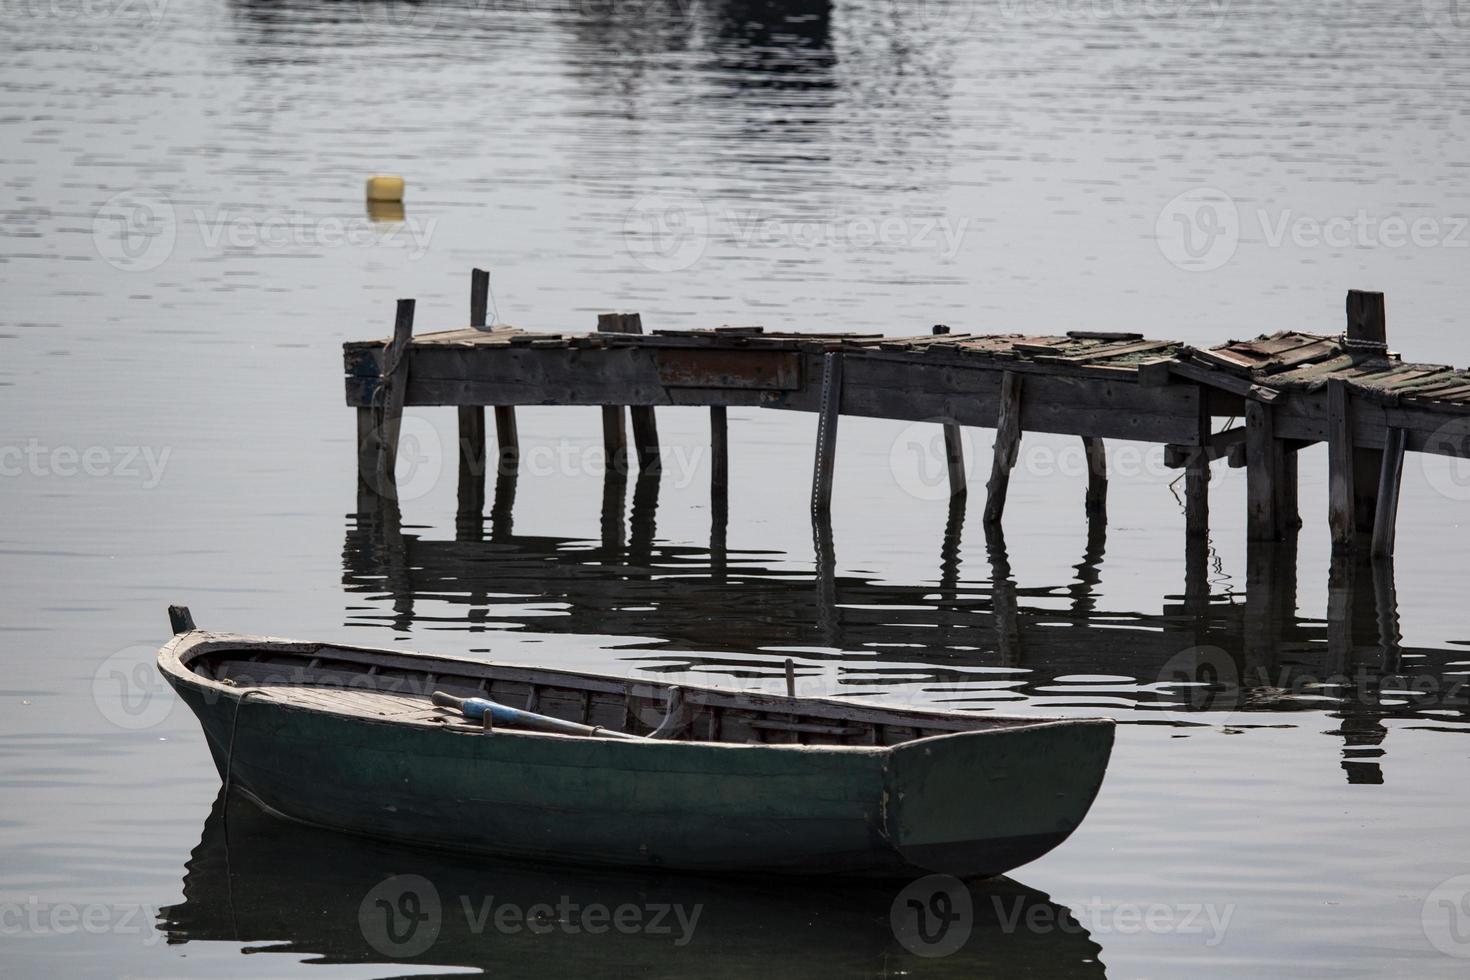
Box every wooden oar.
[431,691,644,740]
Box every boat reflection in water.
[160,792,1107,976]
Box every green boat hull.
[163,631,1114,878]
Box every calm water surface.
[4,1,1470,976]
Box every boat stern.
[881,718,1114,879]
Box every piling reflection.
[345,471,1469,784]
[160,791,1107,977]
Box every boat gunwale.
[158,629,1115,752]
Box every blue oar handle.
[431,691,642,740]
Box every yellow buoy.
[366,175,405,203]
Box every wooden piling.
[711,405,729,519]
[1345,289,1387,348]
[356,406,378,498]
[471,269,519,476]
[597,313,630,476]
[1345,290,1387,538]
[944,424,967,498]
[470,268,491,328]
[619,313,661,474]
[1244,398,1280,541]
[983,371,1023,526]
[1352,447,1383,537]
[1185,458,1209,538]
[1327,380,1356,548]
[493,407,519,476]
[1082,436,1106,521]
[811,353,843,517]
[1371,427,1406,558]
[630,404,661,475]
[934,326,967,499]
[456,405,486,521]
[374,298,415,497]
[1278,447,1301,530]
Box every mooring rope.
[220,688,262,945]
[222,689,263,819]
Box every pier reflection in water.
[345,470,1469,788]
[160,791,1105,977]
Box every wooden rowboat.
[158,610,1114,878]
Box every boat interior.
[178,639,1025,747]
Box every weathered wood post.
[457,271,492,521]
[373,298,416,497]
[1371,427,1406,558]
[944,425,967,498]
[1347,290,1388,537]
[1082,436,1107,522]
[356,406,378,505]
[1245,397,1290,540]
[811,353,843,518]
[597,313,631,477]
[597,312,659,474]
[467,269,520,478]
[1185,395,1210,538]
[1327,379,1356,548]
[933,326,967,498]
[983,371,1023,525]
[711,405,729,521]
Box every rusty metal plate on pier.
[654,349,801,390]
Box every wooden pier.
[346,272,1470,555]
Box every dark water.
[5,0,1470,976]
